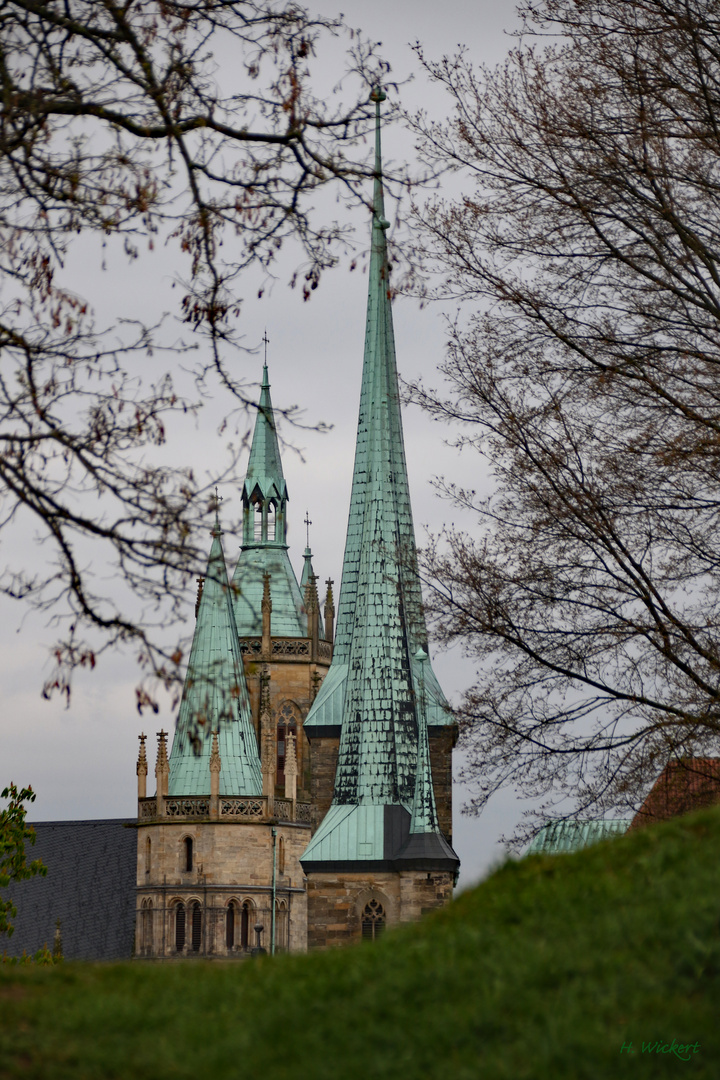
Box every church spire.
[242,363,287,547]
[301,91,458,875]
[169,512,262,796]
[232,364,308,638]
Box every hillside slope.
[1,806,719,1079]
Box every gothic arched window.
[361,899,386,942]
[191,901,202,952]
[241,900,253,949]
[226,901,238,950]
[174,902,186,951]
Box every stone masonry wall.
[429,726,457,844]
[307,736,340,829]
[136,819,309,958]
[305,870,455,950]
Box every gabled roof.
[302,92,458,875]
[242,364,287,504]
[169,523,262,796]
[629,758,720,831]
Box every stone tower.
[134,513,312,959]
[231,363,334,806]
[300,90,459,947]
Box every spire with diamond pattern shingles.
[301,92,458,874]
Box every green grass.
[1,807,719,1079]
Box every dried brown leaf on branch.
[0,0,394,703]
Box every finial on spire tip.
[370,86,387,103]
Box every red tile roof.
[629,758,720,831]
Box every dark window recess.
[241,902,251,949]
[226,904,236,949]
[184,836,193,872]
[191,903,202,952]
[175,904,186,950]
[361,899,386,942]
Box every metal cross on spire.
[262,330,269,365]
[304,511,312,548]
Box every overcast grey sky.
[2,1,526,888]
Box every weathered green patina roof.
[526,819,631,855]
[231,366,307,637]
[242,364,287,504]
[300,545,324,637]
[231,546,307,636]
[169,521,262,796]
[302,93,458,875]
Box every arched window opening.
[226,902,238,950]
[253,501,263,541]
[145,836,151,875]
[175,903,186,951]
[267,501,275,542]
[241,901,252,949]
[278,836,285,875]
[275,899,289,952]
[191,902,202,952]
[141,899,153,954]
[183,836,193,872]
[361,899,386,942]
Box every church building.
[134,89,459,958]
[4,91,458,963]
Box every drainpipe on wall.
[271,826,277,956]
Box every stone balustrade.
[138,795,312,824]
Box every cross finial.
[262,330,269,365]
[304,511,312,548]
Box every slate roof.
[169,522,262,796]
[526,819,631,855]
[302,93,458,876]
[1,820,136,961]
[628,758,720,831]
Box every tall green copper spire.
[169,515,262,796]
[231,364,307,637]
[302,91,458,874]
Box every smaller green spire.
[242,363,287,514]
[169,520,261,797]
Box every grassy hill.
[1,806,719,1079]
